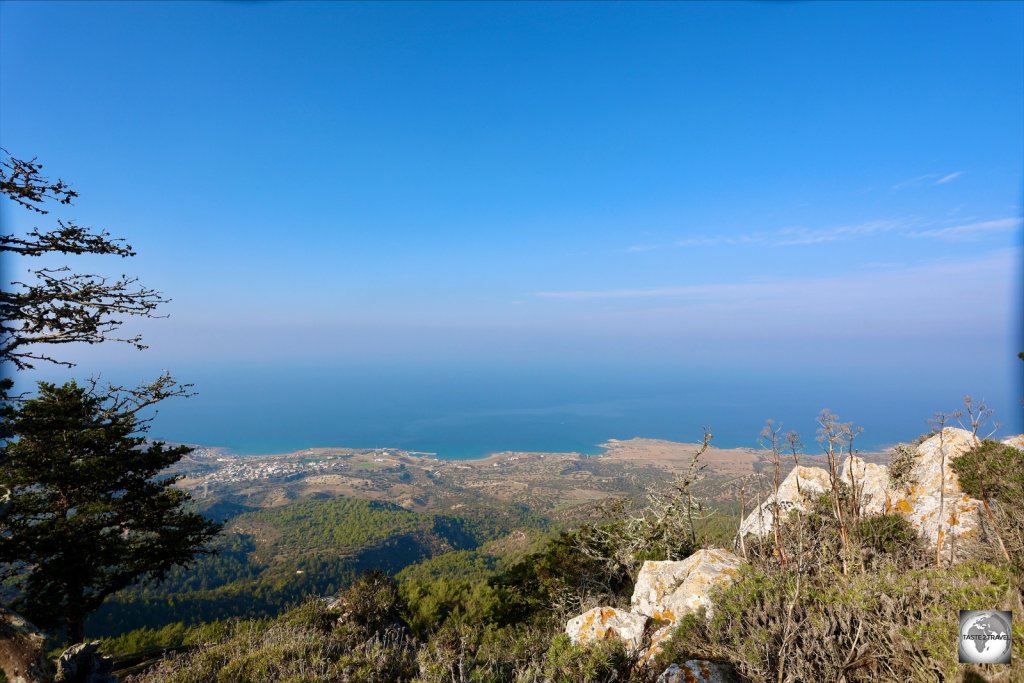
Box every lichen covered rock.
[564,606,649,651]
[888,428,983,559]
[738,466,832,537]
[630,549,742,623]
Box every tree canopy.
[0,380,221,644]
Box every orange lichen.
[653,608,676,623]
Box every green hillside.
[86,496,549,638]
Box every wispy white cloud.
[625,214,1019,253]
[535,283,754,301]
[909,218,1022,241]
[892,174,935,190]
[772,219,909,246]
[626,219,914,252]
[672,235,740,247]
[534,250,1018,332]
[892,171,964,190]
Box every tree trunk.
[0,607,53,683]
[65,614,85,648]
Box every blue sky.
[2,1,1022,443]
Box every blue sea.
[18,358,1024,458]
[19,360,1022,459]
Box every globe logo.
[959,610,1012,664]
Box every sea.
[16,360,1022,459]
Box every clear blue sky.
[2,1,1022,443]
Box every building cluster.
[197,455,348,486]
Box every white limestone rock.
[736,429,1011,562]
[1002,435,1024,450]
[630,549,742,624]
[564,606,649,652]
[738,466,832,537]
[888,428,984,559]
[840,455,891,516]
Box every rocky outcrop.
[631,549,742,623]
[0,607,52,683]
[738,466,832,537]
[840,455,890,516]
[564,549,743,667]
[53,643,115,683]
[565,607,649,651]
[736,428,1023,562]
[657,660,738,683]
[740,457,893,536]
[887,428,983,558]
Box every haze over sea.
[24,355,1022,459]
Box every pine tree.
[0,380,221,644]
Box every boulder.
[888,428,983,558]
[54,642,116,683]
[657,660,738,683]
[1002,435,1024,450]
[738,466,832,537]
[739,459,892,536]
[564,607,649,652]
[839,455,891,516]
[630,549,742,623]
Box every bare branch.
[0,149,77,213]
[1,149,165,370]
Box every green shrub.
[951,440,1024,566]
[951,440,1024,502]
[127,596,417,683]
[538,634,632,683]
[853,514,922,569]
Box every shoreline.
[177,436,889,471]
[169,438,888,464]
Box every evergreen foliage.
[951,439,1024,567]
[86,497,552,638]
[0,381,220,643]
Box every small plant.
[888,443,918,490]
[854,514,922,570]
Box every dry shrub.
[657,561,1021,683]
[887,443,918,490]
[126,585,418,683]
